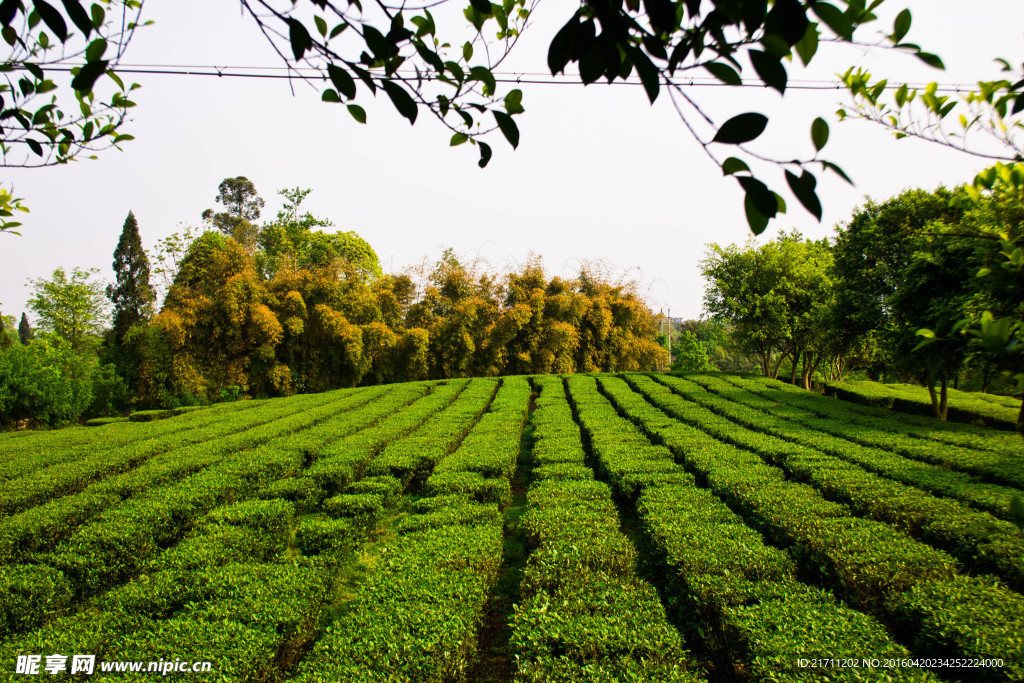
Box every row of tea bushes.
[570,375,928,682]
[692,374,1024,490]
[739,375,1021,456]
[291,378,531,682]
[512,375,703,682]
[622,375,1024,682]
[657,375,1024,591]
[824,381,1020,431]
[0,386,391,569]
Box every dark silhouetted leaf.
[765,0,807,44]
[0,0,18,26]
[822,160,853,184]
[643,0,675,35]
[811,117,829,151]
[287,18,312,61]
[328,64,356,99]
[794,22,818,66]
[713,112,768,144]
[380,80,417,124]
[785,169,822,220]
[631,48,660,102]
[70,59,107,92]
[705,61,741,85]
[321,88,341,103]
[812,2,852,40]
[916,52,944,69]
[477,140,492,168]
[33,0,67,42]
[61,0,91,37]
[469,0,493,17]
[744,194,769,234]
[494,110,519,148]
[749,50,786,93]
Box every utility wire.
[15,63,982,92]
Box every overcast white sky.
[2,0,1022,322]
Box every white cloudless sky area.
[2,0,1022,322]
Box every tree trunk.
[789,350,799,386]
[771,353,785,380]
[939,377,948,421]
[953,374,960,390]
[759,351,770,377]
[1017,399,1023,439]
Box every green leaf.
[631,48,660,103]
[821,160,852,185]
[314,15,327,37]
[477,140,492,168]
[738,176,778,220]
[463,41,473,62]
[380,80,417,124]
[287,18,313,61]
[321,88,341,103]
[744,194,769,235]
[468,66,496,96]
[347,103,366,123]
[494,110,519,148]
[811,117,829,151]
[450,133,469,146]
[469,0,493,17]
[794,22,818,66]
[33,0,68,42]
[721,157,751,176]
[784,169,822,220]
[61,0,92,38]
[749,50,786,94]
[85,37,106,62]
[916,52,944,69]
[0,0,19,26]
[328,64,356,99]
[26,138,43,156]
[89,3,103,29]
[504,88,524,115]
[811,2,853,40]
[712,113,768,144]
[892,8,911,43]
[705,61,741,86]
[70,59,107,93]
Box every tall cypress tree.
[18,312,32,345]
[108,211,156,345]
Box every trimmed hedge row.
[292,378,533,682]
[1,562,328,682]
[742,375,1021,457]
[622,375,1024,681]
[365,378,500,484]
[0,387,377,519]
[512,375,701,683]
[424,377,532,505]
[301,379,470,494]
[0,387,390,567]
[570,375,931,682]
[825,380,1019,431]
[695,375,1024,491]
[0,395,268,485]
[662,375,1024,590]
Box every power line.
[13,63,981,92]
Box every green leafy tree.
[670,330,713,372]
[27,267,109,354]
[0,313,13,350]
[0,335,97,427]
[201,177,265,247]
[18,312,32,345]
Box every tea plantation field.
[1,373,1022,682]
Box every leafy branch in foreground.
[246,0,944,235]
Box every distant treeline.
[1,180,664,427]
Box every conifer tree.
[107,211,156,346]
[18,312,32,345]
